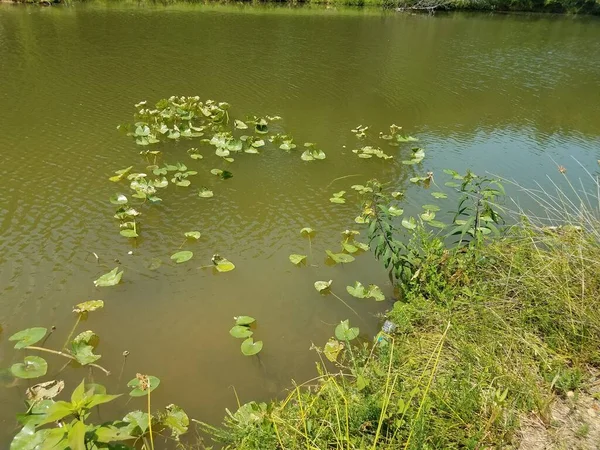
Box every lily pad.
[73,300,104,314]
[9,327,47,349]
[241,338,263,356]
[335,320,359,341]
[11,356,48,379]
[234,119,248,130]
[326,250,355,264]
[127,375,160,397]
[212,255,235,272]
[70,331,101,365]
[94,267,123,287]
[346,281,367,299]
[235,316,256,326]
[184,231,201,240]
[401,217,417,230]
[109,194,128,205]
[230,326,253,339]
[431,192,447,199]
[367,284,385,301]
[300,227,315,237]
[163,404,189,439]
[314,280,332,294]
[198,188,214,198]
[120,229,138,238]
[289,254,307,265]
[171,251,193,264]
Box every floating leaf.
[401,217,417,230]
[94,267,123,287]
[234,119,248,130]
[73,300,104,315]
[421,211,436,222]
[324,338,344,362]
[210,169,233,180]
[314,280,332,293]
[128,375,160,397]
[241,338,263,356]
[346,281,367,299]
[300,227,315,237]
[184,231,201,240]
[235,316,255,326]
[123,410,149,435]
[289,254,307,265]
[212,255,235,272]
[335,320,359,341]
[198,188,214,198]
[422,204,441,212]
[9,328,47,349]
[171,251,193,264]
[120,229,138,238]
[11,356,48,379]
[109,194,128,205]
[326,250,355,264]
[70,331,101,365]
[329,191,346,204]
[367,285,385,301]
[431,192,447,199]
[230,326,253,339]
[109,166,133,182]
[388,206,404,217]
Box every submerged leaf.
[94,267,123,287]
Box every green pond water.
[0,3,599,446]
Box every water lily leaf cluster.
[301,142,326,161]
[340,229,369,254]
[329,190,346,204]
[346,281,385,301]
[379,124,418,144]
[352,146,392,160]
[229,316,263,356]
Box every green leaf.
[109,194,128,205]
[9,327,47,349]
[184,231,201,240]
[388,206,404,217]
[300,227,315,237]
[171,251,193,264]
[314,280,332,294]
[86,393,121,409]
[335,320,359,341]
[241,338,263,356]
[120,229,138,238]
[93,267,123,287]
[235,316,256,326]
[324,338,344,362]
[95,425,135,443]
[123,410,149,435]
[198,188,214,198]
[128,375,160,397]
[11,356,47,379]
[346,281,367,299]
[367,285,385,301]
[214,257,235,272]
[230,325,253,339]
[289,254,307,265]
[356,374,369,391]
[329,197,346,204]
[342,242,358,253]
[421,211,436,222]
[109,166,133,182]
[70,332,101,365]
[422,204,441,212]
[234,119,248,130]
[163,404,189,439]
[38,401,73,425]
[326,250,355,264]
[431,192,447,199]
[401,217,417,230]
[68,420,86,450]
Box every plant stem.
[62,315,81,350]
[147,390,155,450]
[331,292,359,318]
[26,346,110,376]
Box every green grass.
[199,207,600,448]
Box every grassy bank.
[200,175,600,449]
[4,0,600,15]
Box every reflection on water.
[0,4,599,445]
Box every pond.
[0,3,599,446]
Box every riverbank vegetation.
[200,174,600,448]
[3,95,600,449]
[3,0,600,16]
